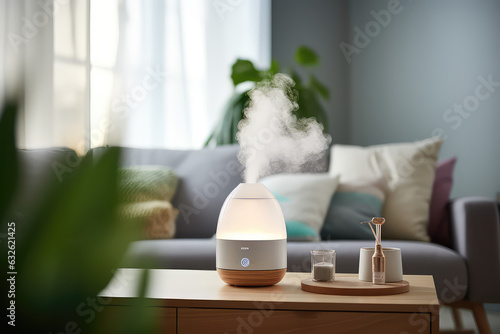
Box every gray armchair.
[446,197,500,333]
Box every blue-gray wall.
[272,0,351,144]
[273,0,500,199]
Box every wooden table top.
[100,269,439,313]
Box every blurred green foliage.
[294,46,320,66]
[0,101,156,333]
[0,100,19,220]
[205,45,330,146]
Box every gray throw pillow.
[321,178,387,240]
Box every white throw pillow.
[260,173,340,241]
[330,137,442,242]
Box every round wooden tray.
[301,276,410,296]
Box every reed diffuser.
[361,217,386,284]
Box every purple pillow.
[428,157,457,247]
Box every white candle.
[313,262,335,282]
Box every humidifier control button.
[241,258,250,267]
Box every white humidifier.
[216,183,287,286]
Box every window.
[4,0,270,153]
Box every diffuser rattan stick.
[361,217,386,285]
[362,221,378,242]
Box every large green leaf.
[295,46,319,67]
[231,59,263,86]
[0,100,19,219]
[309,74,330,100]
[16,147,142,330]
[206,91,249,146]
[268,59,280,76]
[290,69,303,86]
[0,99,152,333]
[294,85,329,133]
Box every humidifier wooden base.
[217,268,286,286]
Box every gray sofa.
[16,145,500,330]
[106,145,500,305]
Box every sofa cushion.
[112,145,244,238]
[321,178,388,240]
[118,166,178,203]
[124,239,467,302]
[428,157,457,247]
[260,173,340,241]
[330,138,442,242]
[119,200,178,239]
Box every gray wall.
[273,0,500,199]
[272,0,351,144]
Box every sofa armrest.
[450,197,500,302]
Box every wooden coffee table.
[99,269,439,333]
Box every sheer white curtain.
[92,0,271,149]
[1,0,270,153]
[1,0,89,154]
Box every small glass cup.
[311,250,336,282]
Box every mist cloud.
[237,73,332,183]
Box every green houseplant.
[0,100,157,333]
[205,46,330,146]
